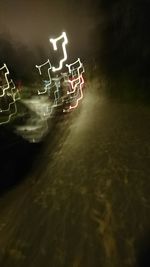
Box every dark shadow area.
[0,109,71,194]
[0,125,43,192]
[135,231,150,267]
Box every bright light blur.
[50,32,68,72]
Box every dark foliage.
[91,0,150,80]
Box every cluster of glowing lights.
[0,63,20,125]
[36,31,85,114]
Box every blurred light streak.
[0,63,10,97]
[0,64,20,125]
[66,59,84,94]
[69,75,84,110]
[36,59,52,95]
[52,75,62,105]
[65,58,85,111]
[50,32,68,72]
[36,33,85,116]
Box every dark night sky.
[0,0,96,58]
[1,0,149,84]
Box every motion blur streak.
[0,64,20,125]
[36,59,52,95]
[15,95,52,143]
[69,75,84,110]
[50,32,68,72]
[0,63,9,96]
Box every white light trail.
[0,64,20,125]
[0,63,9,97]
[52,75,62,105]
[0,102,17,125]
[64,58,85,111]
[50,32,68,72]
[36,33,85,116]
[36,59,52,95]
[66,58,83,76]
[69,74,84,110]
[66,58,84,93]
[0,80,19,112]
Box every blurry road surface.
[0,78,150,267]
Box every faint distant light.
[50,32,68,72]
